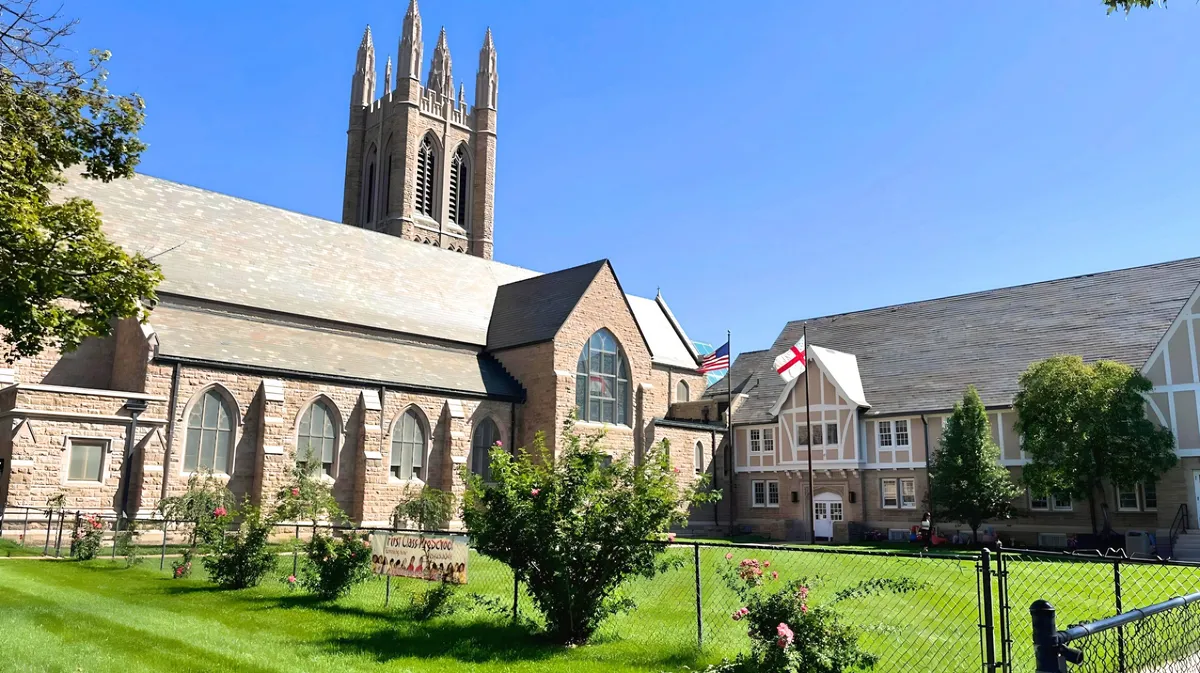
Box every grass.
[2,544,1199,672]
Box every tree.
[0,1,161,361]
[928,387,1021,544]
[461,414,719,644]
[393,484,456,531]
[1104,0,1164,12]
[1014,356,1176,533]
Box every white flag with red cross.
[773,336,807,383]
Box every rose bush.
[69,514,104,560]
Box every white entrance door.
[1193,471,1200,528]
[813,493,843,540]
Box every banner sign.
[370,532,469,584]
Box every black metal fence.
[6,503,1200,673]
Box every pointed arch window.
[448,146,470,230]
[415,135,436,218]
[676,380,690,403]
[575,329,630,425]
[361,144,378,227]
[184,389,234,473]
[694,441,704,474]
[297,400,338,478]
[471,418,500,480]
[381,137,394,221]
[391,409,426,480]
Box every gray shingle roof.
[705,349,772,398]
[150,302,523,399]
[733,258,1200,424]
[486,261,608,350]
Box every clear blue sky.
[62,1,1200,358]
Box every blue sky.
[62,1,1200,358]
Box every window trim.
[182,385,238,476]
[749,429,761,453]
[1115,482,1157,513]
[877,420,893,448]
[762,428,775,454]
[767,480,780,507]
[751,480,766,508]
[899,477,917,509]
[825,422,839,446]
[574,329,631,426]
[894,419,911,448]
[63,436,111,484]
[1030,490,1072,512]
[694,440,703,475]
[881,478,899,509]
[676,379,690,403]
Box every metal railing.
[1168,503,1189,559]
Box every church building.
[0,1,724,527]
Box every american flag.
[698,341,730,373]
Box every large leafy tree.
[929,386,1021,544]
[462,414,719,644]
[1104,0,1164,12]
[1014,356,1176,533]
[0,1,161,361]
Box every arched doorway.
[813,492,844,541]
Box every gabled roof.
[627,295,699,369]
[766,345,869,416]
[733,257,1200,424]
[705,349,772,398]
[486,260,609,351]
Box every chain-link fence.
[7,503,1200,673]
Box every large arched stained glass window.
[391,409,426,480]
[297,400,338,477]
[184,388,234,473]
[575,329,630,425]
[471,418,500,481]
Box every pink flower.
[287,575,297,584]
[531,488,540,497]
[725,552,733,560]
[495,440,503,448]
[673,467,680,474]
[771,571,779,580]
[362,540,370,548]
[797,586,809,599]
[801,604,809,613]
[776,622,794,649]
[731,606,750,621]
[763,561,770,568]
[213,506,227,517]
[290,487,300,497]
[667,533,676,543]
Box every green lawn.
[2,545,1199,672]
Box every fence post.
[20,508,30,549]
[1114,560,1125,673]
[512,575,519,622]
[995,544,1012,672]
[1030,599,1062,673]
[160,518,169,571]
[54,510,65,557]
[43,510,52,556]
[71,512,81,558]
[981,548,997,672]
[385,573,391,607]
[694,543,703,649]
[293,523,300,575]
[111,516,120,560]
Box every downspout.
[711,427,719,528]
[159,363,182,501]
[509,401,517,456]
[921,414,932,529]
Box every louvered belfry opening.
[448,146,469,230]
[415,135,436,217]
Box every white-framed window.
[749,429,761,453]
[1116,483,1158,512]
[297,399,338,478]
[881,478,899,509]
[694,441,704,474]
[1030,491,1072,512]
[895,419,910,447]
[830,501,844,521]
[184,388,235,474]
[812,424,824,445]
[900,478,916,509]
[676,380,690,403]
[882,477,916,509]
[878,421,893,448]
[825,422,838,446]
[752,480,766,507]
[762,428,774,454]
[767,481,779,507]
[66,438,108,482]
[390,409,426,481]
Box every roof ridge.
[781,255,1200,328]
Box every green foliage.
[292,531,373,600]
[462,413,719,644]
[69,513,104,560]
[274,462,344,526]
[1015,356,1176,532]
[204,506,277,589]
[710,556,922,673]
[158,468,235,546]
[1104,0,1163,13]
[113,520,142,567]
[929,387,1021,542]
[0,7,160,361]
[393,485,456,531]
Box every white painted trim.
[12,383,166,401]
[1164,333,1175,386]
[1149,383,1200,393]
[1146,395,1170,427]
[864,461,928,470]
[1140,279,1200,376]
[1188,318,1199,385]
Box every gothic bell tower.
[341,0,497,260]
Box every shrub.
[114,520,143,567]
[158,468,235,578]
[393,485,456,531]
[69,514,104,560]
[274,462,343,527]
[709,556,922,673]
[462,414,718,644]
[292,531,373,600]
[203,506,277,589]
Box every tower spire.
[458,82,466,109]
[351,25,377,108]
[475,27,498,110]
[427,26,453,97]
[384,56,392,92]
[397,0,422,81]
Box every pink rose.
[287,575,297,584]
[213,506,227,517]
[776,622,794,649]
[362,540,370,548]
[771,571,779,580]
[495,440,503,448]
[531,488,540,497]
[725,552,733,560]
[764,561,770,568]
[290,487,300,497]
[667,533,676,543]
[673,467,680,474]
[800,604,808,613]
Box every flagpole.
[726,329,733,536]
[804,323,815,545]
